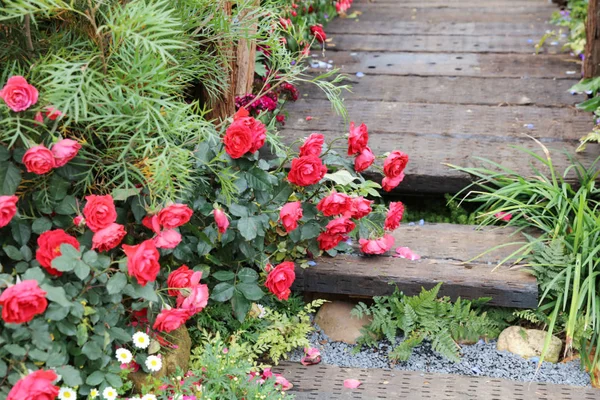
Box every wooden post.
[584,0,600,78]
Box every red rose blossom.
[383,150,409,179]
[214,208,229,234]
[36,229,80,276]
[382,172,405,192]
[299,133,324,157]
[0,280,47,324]
[223,119,253,159]
[317,192,352,217]
[347,122,369,155]
[51,139,81,167]
[0,195,18,228]
[287,155,327,186]
[45,106,62,121]
[384,202,405,231]
[354,146,374,172]
[92,223,126,252]
[349,196,373,219]
[279,201,303,232]
[7,369,59,400]
[233,107,267,153]
[310,24,327,43]
[0,76,39,112]
[324,217,355,236]
[83,194,117,232]
[122,240,161,286]
[153,308,191,333]
[23,145,55,175]
[265,261,296,300]
[158,203,193,229]
[142,214,161,234]
[167,265,202,297]
[153,229,182,249]
[177,284,209,315]
[359,234,395,255]
[317,232,343,251]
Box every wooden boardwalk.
[282,0,599,193]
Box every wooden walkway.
[282,0,599,193]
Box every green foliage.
[352,284,504,362]
[451,144,600,373]
[401,194,476,225]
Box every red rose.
[0,280,47,324]
[0,195,18,228]
[336,0,352,13]
[299,133,324,157]
[384,202,405,231]
[7,369,59,400]
[347,122,368,155]
[279,201,303,232]
[214,208,229,234]
[92,223,126,252]
[310,24,327,43]
[325,217,355,236]
[0,76,39,112]
[317,192,352,216]
[224,118,253,159]
[73,215,85,227]
[51,139,80,167]
[83,194,117,232]
[153,308,191,333]
[34,111,44,124]
[158,203,193,229]
[354,146,374,172]
[36,229,80,276]
[359,234,395,255]
[382,172,405,192]
[233,107,267,153]
[153,229,182,249]
[287,156,327,186]
[122,240,161,286]
[23,145,55,175]
[177,284,209,315]
[265,261,296,300]
[383,150,409,179]
[167,265,202,297]
[45,106,62,121]
[317,232,343,251]
[350,196,373,219]
[142,214,161,234]
[280,17,292,29]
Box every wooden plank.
[292,224,538,308]
[328,33,554,54]
[584,0,600,78]
[352,0,553,6]
[309,52,581,79]
[283,99,592,139]
[300,75,585,107]
[326,21,554,36]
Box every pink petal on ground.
[395,246,421,260]
[344,379,361,389]
[300,347,322,366]
[494,211,512,222]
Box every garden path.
[282,0,598,194]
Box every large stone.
[496,326,562,363]
[129,326,192,391]
[314,301,372,345]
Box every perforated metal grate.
[276,362,599,400]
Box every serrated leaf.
[4,344,26,357]
[237,216,262,241]
[112,187,141,201]
[22,266,45,283]
[246,168,273,191]
[81,340,103,360]
[236,282,264,301]
[237,267,258,283]
[41,285,72,307]
[54,195,78,215]
[212,270,235,281]
[11,220,31,246]
[74,262,90,280]
[211,282,234,302]
[56,365,83,386]
[0,161,21,195]
[3,245,23,261]
[86,371,105,386]
[232,289,251,322]
[106,272,127,295]
[324,170,359,186]
[32,217,52,234]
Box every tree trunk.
[584,0,600,78]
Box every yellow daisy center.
[151,360,157,366]
[64,393,72,399]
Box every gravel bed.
[289,325,591,387]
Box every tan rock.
[129,326,192,391]
[496,326,562,363]
[314,301,372,345]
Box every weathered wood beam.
[584,0,600,78]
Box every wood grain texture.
[300,75,585,106]
[309,52,581,79]
[293,224,538,308]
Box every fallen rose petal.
[275,374,293,391]
[344,379,361,389]
[300,347,322,366]
[395,246,421,261]
[494,211,512,222]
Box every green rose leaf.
[231,289,251,322]
[0,146,9,162]
[228,203,249,217]
[237,216,262,241]
[237,267,258,283]
[246,168,273,191]
[11,220,31,246]
[81,340,103,360]
[0,160,21,195]
[134,282,159,303]
[22,266,45,283]
[112,187,141,201]
[32,217,53,234]
[3,245,23,261]
[0,359,7,376]
[56,365,83,387]
[4,344,26,357]
[324,169,359,186]
[236,282,264,301]
[301,221,322,241]
[212,271,235,282]
[211,282,234,302]
[45,302,70,321]
[54,195,78,215]
[28,348,49,362]
[76,323,88,346]
[41,285,72,307]
[105,373,122,388]
[48,174,70,203]
[86,370,105,386]
[107,272,128,295]
[20,245,32,262]
[74,262,91,280]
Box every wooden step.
[293,224,538,308]
[275,362,598,400]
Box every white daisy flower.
[115,348,133,364]
[256,304,266,319]
[129,397,142,400]
[145,355,162,372]
[89,388,99,399]
[132,332,150,349]
[58,386,77,400]
[102,386,117,400]
[141,395,157,400]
